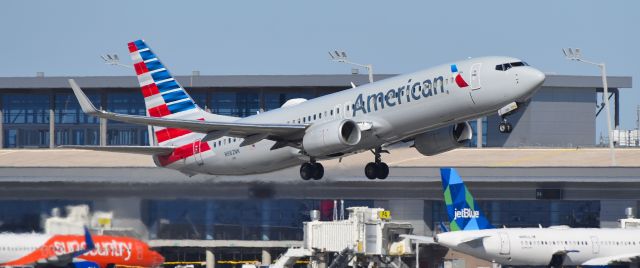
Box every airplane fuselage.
[437,227,640,266]
[0,233,164,268]
[156,56,544,176]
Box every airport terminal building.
[0,73,636,267]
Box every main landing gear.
[365,147,389,180]
[300,159,324,181]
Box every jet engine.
[302,119,361,156]
[413,122,473,156]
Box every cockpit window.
[495,61,529,71]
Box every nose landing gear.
[498,118,513,133]
[497,102,519,133]
[364,147,389,180]
[300,160,324,181]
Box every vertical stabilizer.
[127,39,208,147]
[440,168,494,231]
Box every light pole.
[563,48,616,165]
[329,50,374,83]
[100,54,132,69]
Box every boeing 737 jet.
[0,227,164,268]
[66,40,545,180]
[407,168,640,267]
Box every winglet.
[83,226,95,251]
[68,79,99,115]
[71,227,95,258]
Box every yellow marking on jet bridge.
[489,148,578,167]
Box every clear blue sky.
[1,0,638,136]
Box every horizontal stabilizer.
[60,145,175,156]
[399,234,437,244]
[459,234,491,244]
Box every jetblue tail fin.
[440,168,494,231]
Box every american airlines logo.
[53,240,133,261]
[352,76,446,116]
[453,208,480,220]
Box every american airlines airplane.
[407,168,640,267]
[66,40,545,180]
[0,228,164,268]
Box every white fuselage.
[437,227,640,266]
[0,233,50,263]
[158,56,544,175]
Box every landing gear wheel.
[365,162,378,180]
[376,162,389,180]
[300,163,313,180]
[311,163,324,180]
[499,122,507,133]
[505,123,513,133]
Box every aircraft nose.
[152,251,165,267]
[523,67,546,90]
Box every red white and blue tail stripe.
[128,39,210,166]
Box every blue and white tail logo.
[440,168,494,231]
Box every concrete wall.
[487,87,596,147]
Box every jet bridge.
[249,207,415,268]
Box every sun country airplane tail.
[440,168,494,231]
[127,39,236,146]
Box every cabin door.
[193,140,204,165]
[591,236,600,254]
[499,232,510,255]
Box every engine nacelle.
[302,119,361,157]
[414,122,473,156]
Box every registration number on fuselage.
[224,149,240,157]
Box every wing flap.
[60,145,175,156]
[69,79,307,141]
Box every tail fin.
[127,39,209,146]
[440,168,494,231]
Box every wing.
[69,79,307,143]
[582,253,640,266]
[59,145,175,155]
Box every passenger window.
[337,108,340,114]
[318,113,322,119]
[330,110,334,116]
[313,114,316,120]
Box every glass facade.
[2,94,50,148]
[142,199,373,240]
[0,87,333,148]
[0,200,92,233]
[430,200,601,231]
[55,92,100,145]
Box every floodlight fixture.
[563,47,615,165]
[100,53,132,69]
[328,49,374,83]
